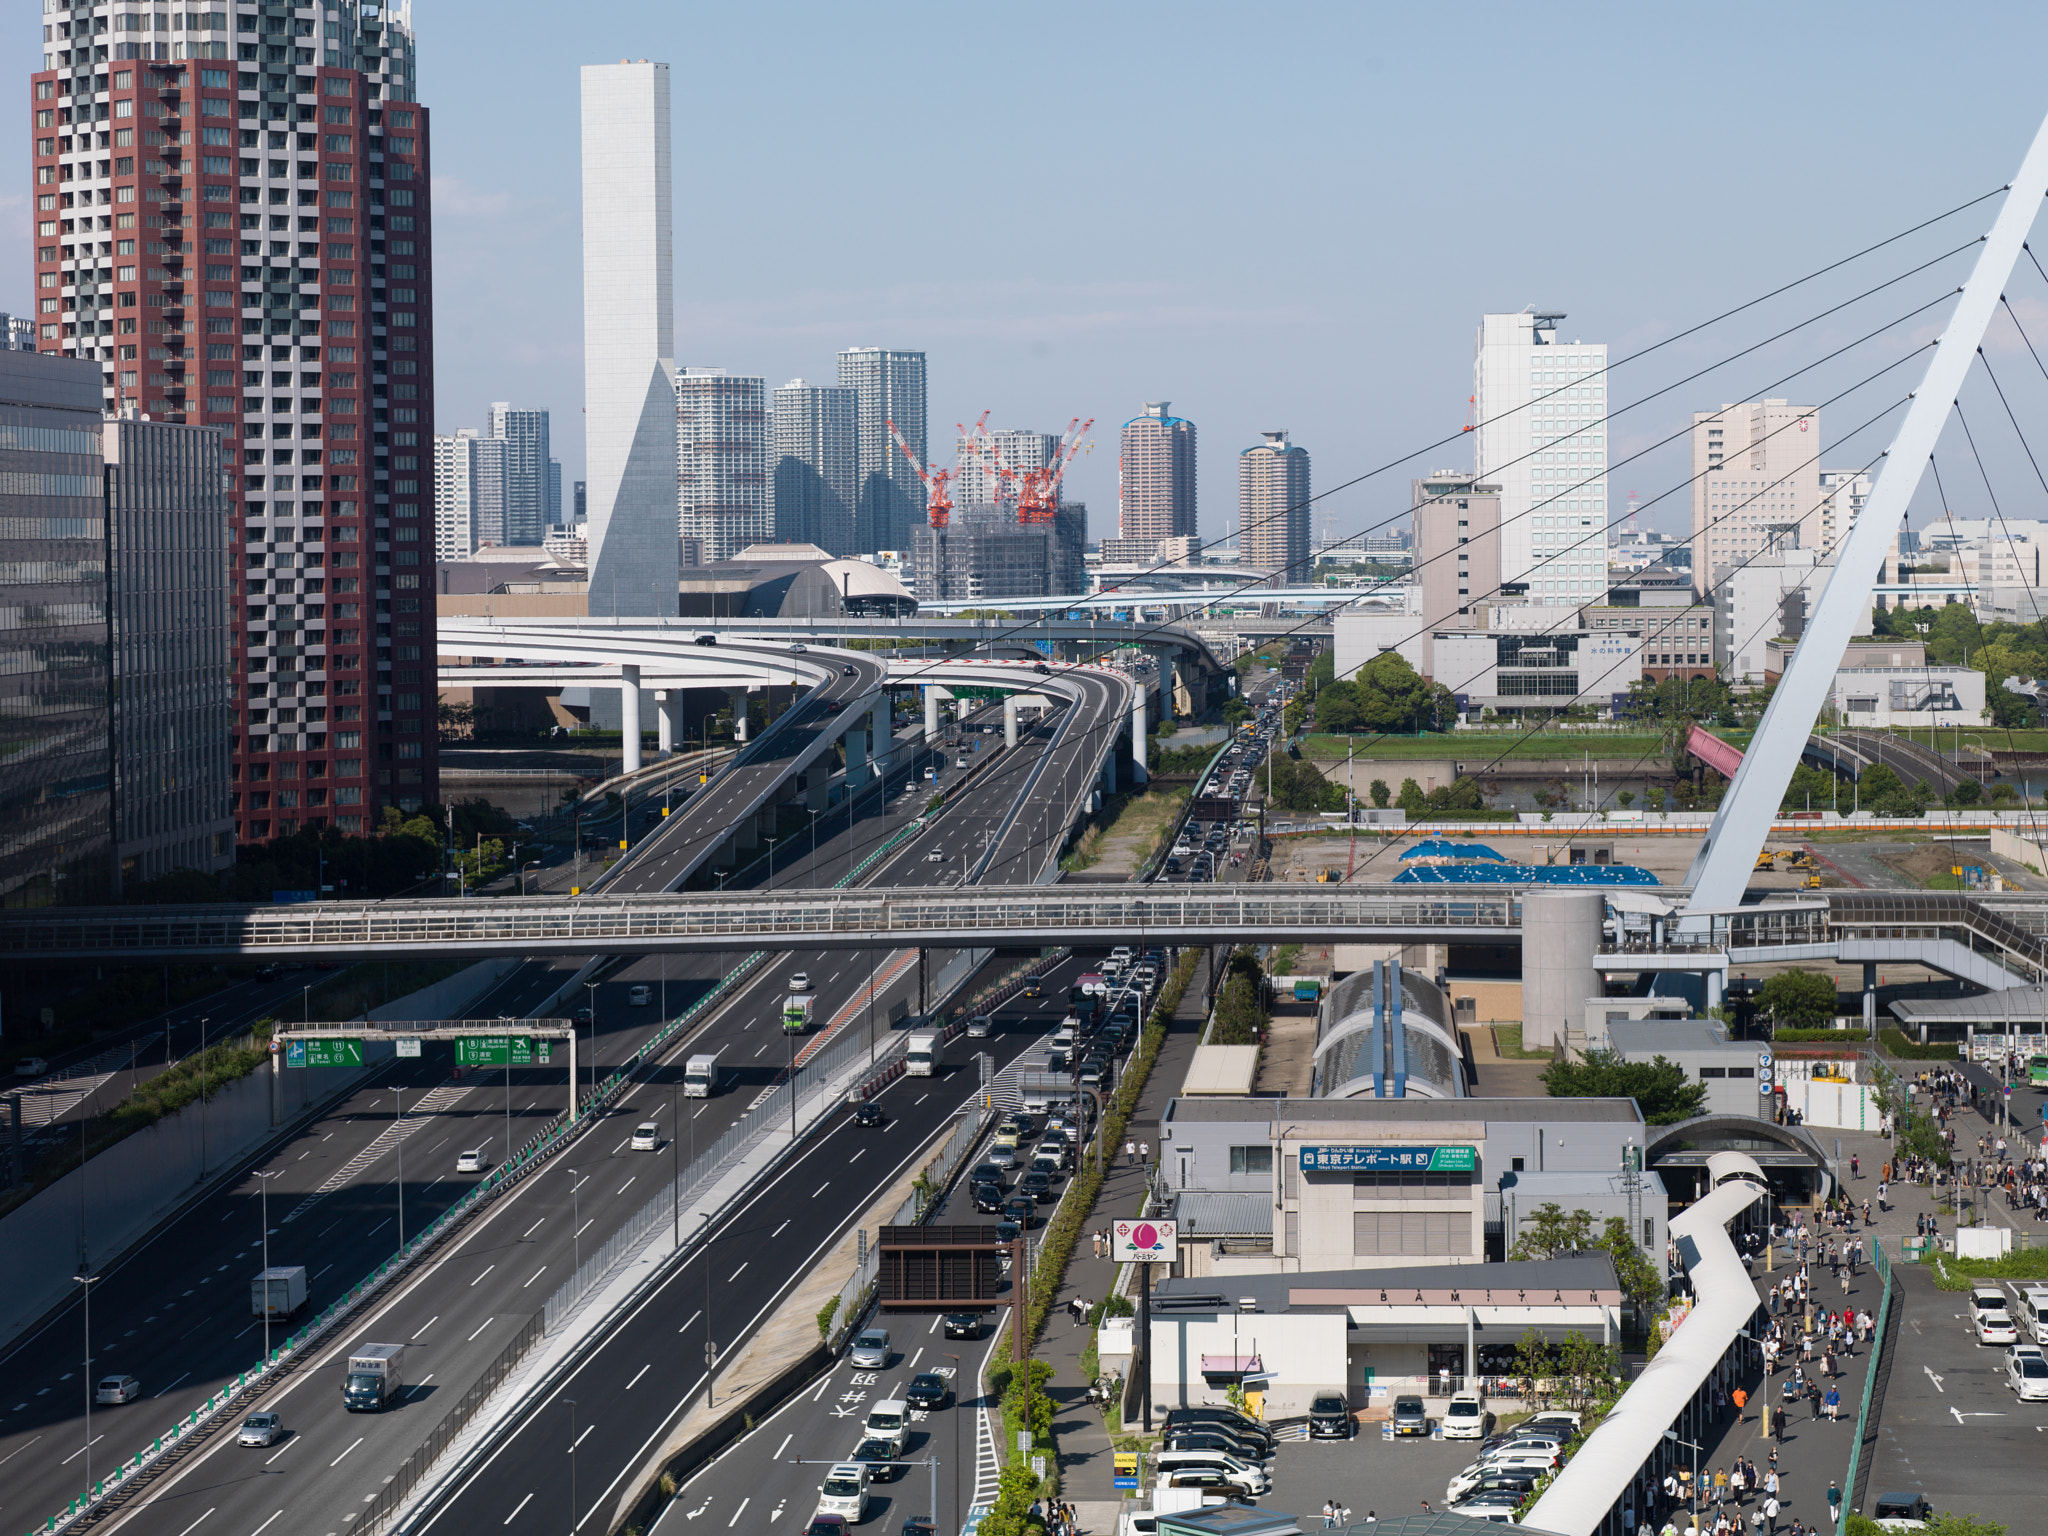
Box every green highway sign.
[286,1037,363,1069]
[454,1035,551,1067]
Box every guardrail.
[1840,1237,1898,1534]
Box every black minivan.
[1308,1393,1353,1439]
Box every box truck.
[683,1052,721,1097]
[904,1032,946,1076]
[343,1343,406,1412]
[250,1265,307,1319]
[783,994,815,1032]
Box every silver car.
[848,1328,890,1369]
[238,1412,284,1447]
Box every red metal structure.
[888,416,954,529]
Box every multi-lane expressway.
[0,653,1127,1536]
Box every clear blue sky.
[12,2,2048,547]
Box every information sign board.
[285,1037,363,1069]
[453,1035,550,1067]
[1298,1144,1476,1173]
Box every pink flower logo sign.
[1113,1219,1177,1261]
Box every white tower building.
[1473,311,1610,604]
[581,61,679,616]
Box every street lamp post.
[255,1168,282,1362]
[568,1167,582,1282]
[943,1352,962,1536]
[1663,1430,1700,1523]
[563,1397,579,1536]
[392,1086,406,1251]
[75,1271,98,1495]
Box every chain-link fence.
[359,1312,545,1531]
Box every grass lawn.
[1489,1023,1556,1060]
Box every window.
[1353,1211,1470,1256]
[1698,1066,1727,1079]
[1229,1146,1273,1176]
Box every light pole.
[1663,1429,1700,1521]
[392,1086,406,1252]
[255,1168,282,1362]
[75,1270,98,1495]
[563,1397,579,1536]
[698,1211,716,1407]
[944,1352,962,1535]
[581,983,598,1109]
[567,1167,582,1284]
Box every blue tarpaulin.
[1399,837,1509,862]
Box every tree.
[1542,1048,1708,1125]
[1211,950,1268,1045]
[1924,1513,2010,1536]
[1989,686,2036,728]
[1397,777,1427,815]
[1264,756,1344,812]
[1369,778,1391,808]
[1512,1327,1554,1405]
[1855,761,1927,818]
[1757,969,1838,1031]
[1554,1330,1623,1412]
[1597,1215,1667,1318]
[1510,1202,1595,1261]
[1345,651,1440,734]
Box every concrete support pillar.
[1705,970,1725,1011]
[924,687,941,742]
[620,664,642,775]
[736,814,759,851]
[1004,693,1020,749]
[1521,890,1604,1054]
[870,693,891,783]
[655,689,676,756]
[805,769,829,811]
[1131,683,1149,783]
[844,718,868,783]
[729,688,750,743]
[1154,649,1177,723]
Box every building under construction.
[909,499,1088,603]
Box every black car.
[1308,1393,1352,1439]
[1162,1407,1276,1454]
[1003,1194,1035,1226]
[1162,1431,1270,1465]
[971,1183,1004,1214]
[901,1519,936,1536]
[843,665,857,676]
[941,1313,982,1340]
[904,1372,950,1410]
[994,1219,1022,1244]
[851,1439,901,1481]
[1020,1171,1054,1204]
[854,1103,886,1127]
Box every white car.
[455,1148,488,1173]
[788,972,811,991]
[2007,1343,2048,1399]
[95,1375,141,1405]
[628,985,652,1006]
[630,1122,661,1151]
[1975,1307,2018,1345]
[238,1412,284,1447]
[1442,1391,1489,1438]
[815,1464,869,1522]
[13,1056,48,1078]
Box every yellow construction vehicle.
[1754,850,1778,873]
[1786,850,1817,872]
[1803,872,1825,889]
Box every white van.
[1151,1450,1269,1496]
[863,1399,910,1455]
[628,984,652,1006]
[2017,1286,2048,1346]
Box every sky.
[13,2,2048,551]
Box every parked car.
[1391,1394,1429,1435]
[1870,1491,1931,1528]
[13,1056,48,1078]
[2007,1342,2048,1400]
[1308,1394,1353,1439]
[1442,1391,1489,1439]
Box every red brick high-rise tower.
[32,0,435,847]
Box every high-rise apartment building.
[1690,400,1822,594]
[486,400,550,547]
[1238,429,1311,577]
[107,409,235,891]
[836,346,926,554]
[1412,470,1502,640]
[33,2,436,842]
[1117,401,1196,548]
[582,61,679,616]
[954,427,1058,511]
[1815,467,1867,558]
[676,368,770,563]
[1473,312,1609,604]
[433,428,477,559]
[772,378,857,554]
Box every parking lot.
[1262,1428,1510,1523]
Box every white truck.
[782,994,815,1032]
[904,1031,946,1077]
[342,1343,406,1412]
[683,1052,721,1098]
[250,1265,307,1319]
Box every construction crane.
[987,416,1094,525]
[887,416,953,529]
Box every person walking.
[1139,1139,1150,1163]
[1732,1385,1748,1421]
[1763,1494,1780,1535]
[1124,1139,1137,1167]
[1827,1483,1842,1523]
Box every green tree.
[1211,950,1268,1045]
[1509,1202,1595,1261]
[1855,761,1928,818]
[1264,756,1344,812]
[1757,969,1838,1030]
[1512,1327,1555,1405]
[1926,602,1984,664]
[1347,651,1440,733]
[1989,686,2036,728]
[1397,777,1427,815]
[1369,778,1391,808]
[1554,1330,1623,1412]
[1924,1513,2010,1536]
[1542,1048,1708,1125]
[1946,778,1984,807]
[1597,1215,1667,1318]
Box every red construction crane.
[1014,416,1093,525]
[888,416,953,529]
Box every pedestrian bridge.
[10,886,2048,966]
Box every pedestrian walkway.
[1035,949,1214,1509]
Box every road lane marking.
[524,1267,548,1288]
[811,1182,831,1198]
[414,1316,439,1337]
[773,1433,793,1461]
[470,1265,495,1287]
[627,1364,651,1390]
[503,1494,532,1526]
[573,1422,595,1449]
[154,1372,191,1397]
[772,1220,789,1237]
[727,1498,749,1528]
[679,1310,701,1333]
[60,1433,104,1465]
[617,1177,636,1196]
[247,1512,285,1536]
[174,1509,216,1536]
[577,1219,594,1237]
[522,1218,545,1237]
[468,1319,495,1342]
[331,1436,364,1467]
[265,1438,297,1464]
[729,1263,748,1281]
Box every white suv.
[1442,1391,1488,1438]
